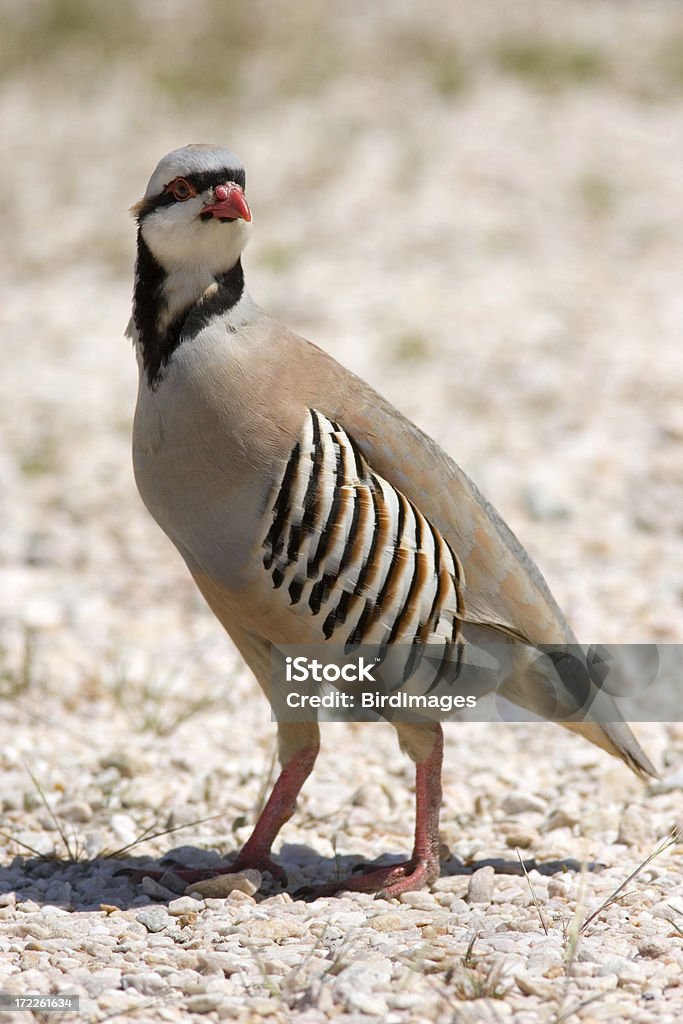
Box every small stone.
[346,991,389,1015]
[467,866,495,904]
[241,996,278,1016]
[186,994,222,1014]
[121,971,167,996]
[44,880,73,905]
[196,952,241,977]
[141,876,177,901]
[100,752,145,778]
[16,900,41,914]
[502,792,546,815]
[84,832,107,858]
[56,800,92,823]
[110,813,138,844]
[81,969,123,998]
[243,917,304,941]
[638,938,669,959]
[505,829,537,849]
[226,889,254,904]
[157,870,188,895]
[516,974,556,998]
[168,895,203,915]
[547,878,567,898]
[185,869,261,898]
[369,913,403,932]
[135,907,172,933]
[432,876,469,895]
[398,890,438,908]
[259,892,293,905]
[617,804,649,846]
[597,956,638,981]
[542,806,581,831]
[165,969,205,992]
[41,904,70,920]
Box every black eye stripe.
[182,166,246,193]
[135,165,247,220]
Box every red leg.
[128,742,319,888]
[227,741,319,884]
[311,725,444,898]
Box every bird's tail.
[562,719,658,780]
[487,637,659,780]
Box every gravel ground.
[1,3,682,1022]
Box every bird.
[128,144,656,899]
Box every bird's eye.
[166,177,196,202]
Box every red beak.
[200,183,252,223]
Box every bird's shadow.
[0,844,601,912]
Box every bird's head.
[131,144,252,275]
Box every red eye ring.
[166,177,196,202]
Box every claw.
[298,856,439,900]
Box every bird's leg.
[227,741,320,884]
[125,742,319,889]
[310,725,444,899]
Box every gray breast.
[132,357,271,585]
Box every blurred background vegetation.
[3,0,683,282]
[5,0,683,101]
[4,0,683,280]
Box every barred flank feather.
[263,409,465,661]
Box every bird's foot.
[298,854,440,900]
[227,852,287,887]
[118,853,286,889]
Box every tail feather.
[562,720,658,781]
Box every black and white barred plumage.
[263,409,465,657]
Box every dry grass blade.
[0,828,50,859]
[104,811,227,859]
[546,858,590,1024]
[427,932,512,1011]
[0,626,35,699]
[580,828,680,934]
[667,903,683,937]
[278,931,332,1008]
[454,959,511,1000]
[23,760,76,860]
[462,930,479,968]
[516,847,548,935]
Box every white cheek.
[142,202,202,266]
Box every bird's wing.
[266,328,574,648]
[252,324,655,779]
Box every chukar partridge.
[129,144,655,898]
